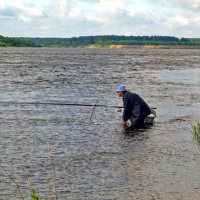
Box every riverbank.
[86,44,200,49]
[1,35,200,48]
[2,44,200,49]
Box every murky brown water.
[0,47,200,200]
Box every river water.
[0,47,200,200]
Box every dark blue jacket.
[122,91,151,126]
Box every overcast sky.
[1,0,200,38]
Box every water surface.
[0,48,200,200]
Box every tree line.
[1,35,200,47]
[0,35,35,47]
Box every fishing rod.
[0,101,156,110]
[0,101,123,108]
[0,101,156,122]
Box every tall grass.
[193,122,200,145]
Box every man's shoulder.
[125,91,136,96]
[124,91,137,98]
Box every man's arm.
[122,98,132,122]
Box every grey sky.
[0,0,200,37]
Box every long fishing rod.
[0,101,123,108]
[0,101,156,122]
[0,101,156,109]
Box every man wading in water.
[116,85,151,129]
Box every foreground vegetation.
[1,35,200,47]
[193,122,200,145]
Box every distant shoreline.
[86,45,200,49]
[1,45,200,49]
[1,35,200,48]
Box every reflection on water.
[0,48,200,200]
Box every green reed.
[193,122,200,145]
[31,189,41,200]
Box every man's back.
[122,91,151,125]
